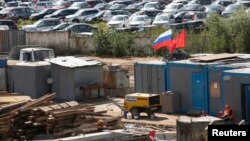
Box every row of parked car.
[0,0,250,32]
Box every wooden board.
[0,96,31,105]
[190,53,240,62]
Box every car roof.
[113,14,128,17]
[134,15,148,17]
[79,8,98,12]
[146,2,159,4]
[42,18,60,21]
[0,19,14,22]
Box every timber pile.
[0,93,121,140]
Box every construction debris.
[0,93,121,140]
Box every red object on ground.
[149,130,156,141]
[217,111,223,118]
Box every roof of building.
[223,68,250,74]
[125,93,159,97]
[46,56,102,68]
[21,48,54,52]
[136,60,166,65]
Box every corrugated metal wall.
[51,65,75,101]
[221,72,250,123]
[134,63,166,94]
[52,65,104,102]
[168,63,207,112]
[0,30,26,53]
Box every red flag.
[167,30,187,53]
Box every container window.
[210,81,220,98]
[149,96,160,105]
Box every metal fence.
[0,30,26,53]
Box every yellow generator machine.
[124,93,161,119]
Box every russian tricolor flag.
[153,29,172,51]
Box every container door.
[192,72,206,110]
[245,85,250,123]
[147,66,153,93]
[134,64,143,92]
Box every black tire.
[131,108,140,119]
[73,19,79,23]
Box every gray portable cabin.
[7,61,51,98]
[134,61,167,94]
[0,57,7,91]
[221,68,250,123]
[167,60,216,113]
[48,57,103,102]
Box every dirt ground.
[85,98,178,130]
[82,56,177,129]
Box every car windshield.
[166,4,178,9]
[39,9,48,14]
[155,14,171,21]
[71,2,82,7]
[185,5,199,10]
[33,20,43,26]
[145,3,156,8]
[74,9,85,15]
[52,9,63,15]
[55,1,65,6]
[95,3,107,8]
[110,4,123,9]
[111,16,124,21]
[37,2,46,6]
[126,4,136,9]
[95,11,105,16]
[206,5,219,12]
[224,4,241,12]
[132,16,144,21]
[0,8,13,13]
[53,23,70,30]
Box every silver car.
[153,13,175,27]
[22,18,61,32]
[64,8,99,23]
[128,15,151,28]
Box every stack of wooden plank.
[0,93,121,140]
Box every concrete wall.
[25,32,153,55]
[26,32,69,55]
[0,30,26,52]
[168,64,206,112]
[221,73,250,123]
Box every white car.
[128,15,151,28]
[22,18,61,32]
[163,3,184,13]
[35,1,53,12]
[68,2,90,9]
[107,15,129,28]
[152,13,175,27]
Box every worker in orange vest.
[221,105,234,123]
